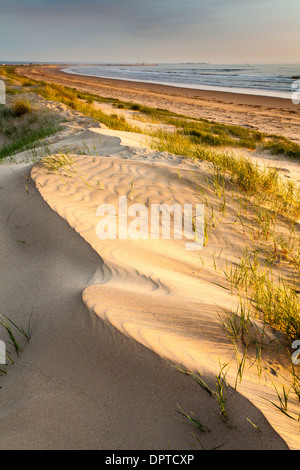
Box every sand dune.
[0,98,299,449]
[29,124,299,449]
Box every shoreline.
[16,65,300,144]
[18,64,299,110]
[61,67,293,101]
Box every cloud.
[0,0,298,62]
[0,0,213,34]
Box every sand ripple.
[31,127,299,449]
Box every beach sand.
[0,80,299,450]
[17,65,300,144]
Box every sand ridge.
[29,123,300,449]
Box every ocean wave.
[63,63,300,98]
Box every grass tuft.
[11,97,32,116]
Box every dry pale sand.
[0,92,299,450]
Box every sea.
[62,63,300,100]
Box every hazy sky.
[0,0,299,63]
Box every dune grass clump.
[0,118,61,161]
[34,83,80,110]
[21,80,35,87]
[39,152,76,174]
[224,248,300,343]
[37,151,95,190]
[253,279,300,342]
[34,82,139,131]
[11,97,32,116]
[153,129,300,221]
[76,101,139,132]
[6,87,23,95]
[264,136,300,160]
[175,120,263,150]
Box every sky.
[0,0,299,64]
